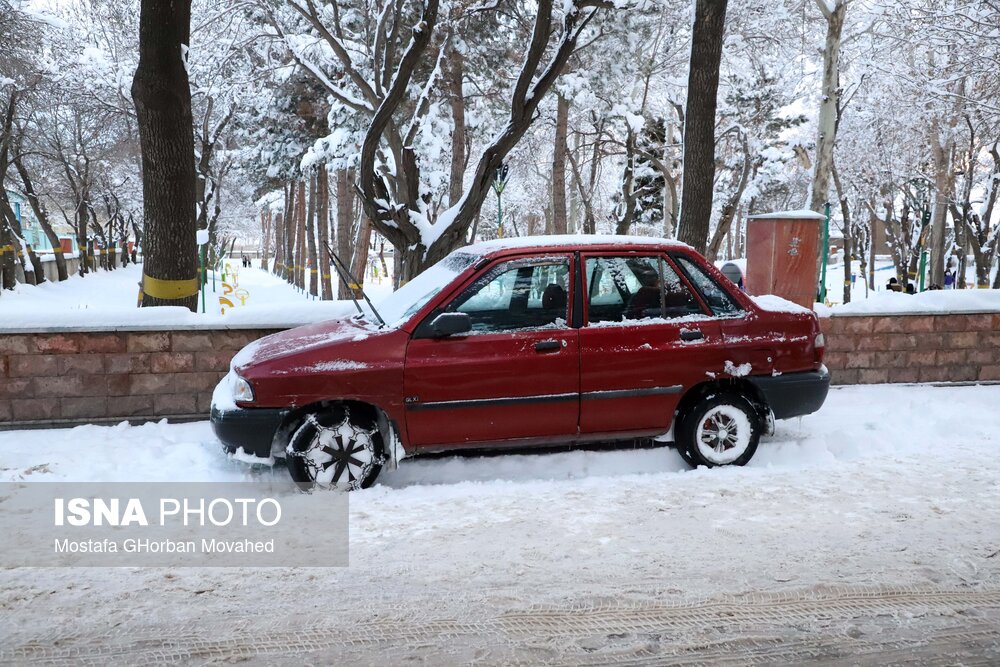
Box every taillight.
[814,333,826,363]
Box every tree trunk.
[677,0,728,253]
[131,0,198,310]
[566,143,597,235]
[569,133,581,233]
[929,128,953,287]
[0,191,33,285]
[831,161,851,303]
[273,211,284,275]
[446,46,466,208]
[706,132,751,262]
[317,165,333,300]
[306,172,318,297]
[868,214,876,291]
[282,182,293,281]
[295,180,306,289]
[808,0,846,214]
[26,244,45,283]
[0,223,15,290]
[75,198,91,276]
[284,182,296,284]
[13,158,68,280]
[260,207,271,270]
[351,217,372,295]
[336,168,353,299]
[551,94,570,235]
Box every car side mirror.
[430,312,472,337]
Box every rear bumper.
[210,405,286,460]
[749,366,830,420]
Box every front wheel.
[286,406,384,490]
[677,393,760,468]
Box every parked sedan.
[211,236,829,489]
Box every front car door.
[578,252,726,436]
[403,254,580,449]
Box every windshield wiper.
[324,242,387,328]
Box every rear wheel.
[678,393,760,468]
[286,406,384,490]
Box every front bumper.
[210,404,286,460]
[749,366,830,420]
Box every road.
[1,383,999,664]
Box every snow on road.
[1,383,999,663]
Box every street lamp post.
[196,229,209,314]
[492,163,510,238]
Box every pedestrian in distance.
[943,269,954,289]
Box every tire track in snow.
[3,584,999,665]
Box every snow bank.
[0,264,392,331]
[751,294,812,314]
[816,288,1000,317]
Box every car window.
[672,255,744,317]
[585,256,703,324]
[448,258,570,332]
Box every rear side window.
[585,256,703,324]
[672,255,743,316]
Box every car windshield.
[375,251,478,327]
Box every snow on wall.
[816,289,1000,317]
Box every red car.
[211,236,829,489]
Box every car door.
[669,253,764,373]
[578,253,725,435]
[403,254,580,448]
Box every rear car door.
[670,254,762,372]
[403,254,580,448]
[578,253,725,435]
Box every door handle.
[680,329,704,341]
[534,340,561,352]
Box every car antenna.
[323,242,387,328]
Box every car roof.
[466,234,692,258]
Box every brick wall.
[0,329,283,428]
[820,313,1000,385]
[1,313,998,427]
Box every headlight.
[232,375,255,403]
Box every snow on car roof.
[468,234,691,255]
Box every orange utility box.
[745,210,825,308]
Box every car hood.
[230,317,382,373]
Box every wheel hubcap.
[298,411,376,488]
[694,405,751,464]
[701,412,739,453]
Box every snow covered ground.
[1,383,999,663]
[0,263,393,330]
[819,255,999,306]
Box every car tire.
[674,442,698,468]
[678,392,760,468]
[286,406,384,490]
